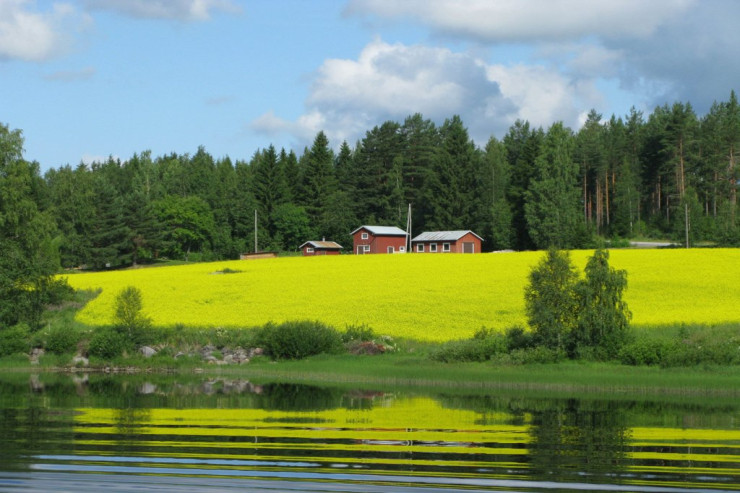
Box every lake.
[0,372,737,492]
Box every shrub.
[618,339,671,366]
[509,346,565,365]
[44,278,76,305]
[45,326,80,355]
[88,327,130,359]
[505,326,534,351]
[0,324,30,356]
[257,320,343,360]
[430,328,506,363]
[342,323,377,343]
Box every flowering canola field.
[64,249,740,342]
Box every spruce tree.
[524,122,585,249]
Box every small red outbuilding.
[411,230,483,253]
[351,225,408,254]
[299,240,343,256]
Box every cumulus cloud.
[84,0,242,21]
[346,0,740,113]
[0,0,87,62]
[251,39,596,148]
[344,0,693,42]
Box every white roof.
[411,230,483,242]
[351,225,408,236]
[299,241,343,249]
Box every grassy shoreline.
[2,276,736,398]
[5,351,738,399]
[222,353,740,396]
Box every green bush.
[0,324,30,356]
[88,327,130,359]
[505,326,534,351]
[509,346,565,364]
[618,339,671,366]
[257,320,343,360]
[45,326,80,355]
[342,323,377,343]
[430,328,506,363]
[43,278,76,305]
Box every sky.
[2,0,739,171]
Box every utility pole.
[684,201,690,248]
[254,209,258,253]
[406,203,412,252]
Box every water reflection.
[0,373,737,492]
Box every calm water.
[0,373,737,492]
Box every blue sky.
[2,0,739,171]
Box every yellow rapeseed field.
[64,249,740,342]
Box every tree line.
[5,91,740,274]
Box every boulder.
[139,346,157,358]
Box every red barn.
[351,225,408,254]
[299,240,343,256]
[411,231,483,253]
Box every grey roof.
[411,230,483,242]
[351,225,408,236]
[299,241,343,249]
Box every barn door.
[462,242,474,253]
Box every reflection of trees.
[256,383,344,411]
[0,376,76,471]
[528,399,631,483]
[113,394,153,455]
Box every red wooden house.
[351,225,408,254]
[299,240,343,256]
[411,231,483,253]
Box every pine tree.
[479,136,513,250]
[252,145,290,244]
[303,132,338,224]
[504,120,542,250]
[423,115,478,230]
[354,121,403,223]
[524,122,585,248]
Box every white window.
[417,244,424,253]
[361,232,369,240]
[363,245,370,253]
[399,246,405,253]
[442,243,451,252]
[430,243,437,253]
[387,246,394,253]
[306,247,314,253]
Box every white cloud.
[346,0,740,113]
[84,0,242,21]
[0,0,86,62]
[345,0,694,42]
[251,39,599,148]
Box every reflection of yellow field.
[73,400,740,485]
[64,249,740,341]
[75,399,532,468]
